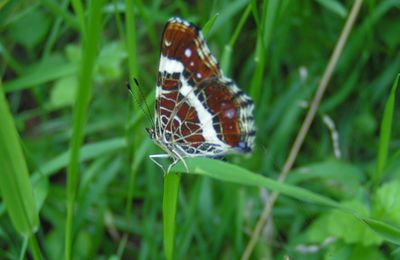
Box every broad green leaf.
[50,76,78,109]
[348,245,385,260]
[328,201,382,246]
[95,41,127,81]
[362,217,400,245]
[7,8,51,49]
[325,243,385,260]
[373,181,400,225]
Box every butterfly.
[147,17,256,174]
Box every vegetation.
[0,0,400,259]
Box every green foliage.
[373,181,400,226]
[163,173,181,260]
[7,8,51,50]
[0,86,38,236]
[0,85,41,259]
[1,0,400,259]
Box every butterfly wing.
[159,17,221,82]
[154,17,221,141]
[154,17,255,157]
[174,77,255,156]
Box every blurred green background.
[1,0,400,259]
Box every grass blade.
[0,86,38,236]
[174,158,341,208]
[362,217,400,245]
[0,85,41,258]
[163,173,181,260]
[118,0,140,256]
[202,13,219,37]
[172,157,400,245]
[373,74,400,188]
[65,0,104,259]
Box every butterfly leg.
[167,152,189,174]
[149,154,170,175]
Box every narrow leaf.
[0,85,39,236]
[163,173,181,260]
[172,157,400,245]
[374,74,400,187]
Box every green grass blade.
[118,0,140,256]
[202,13,219,37]
[0,85,39,236]
[65,0,104,259]
[3,63,76,93]
[125,0,139,78]
[0,85,42,259]
[362,217,400,245]
[31,138,126,180]
[250,0,280,103]
[40,0,80,30]
[315,0,348,18]
[175,158,341,208]
[172,158,400,245]
[373,74,400,188]
[221,3,252,74]
[163,173,181,260]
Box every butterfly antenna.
[133,78,155,128]
[126,79,155,128]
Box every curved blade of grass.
[0,86,42,259]
[0,85,39,236]
[373,74,400,188]
[65,0,104,259]
[29,138,126,182]
[172,157,400,244]
[163,173,181,260]
[3,63,76,93]
[175,158,341,208]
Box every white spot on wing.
[184,48,192,57]
[196,73,202,79]
[159,55,184,73]
[225,109,235,119]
